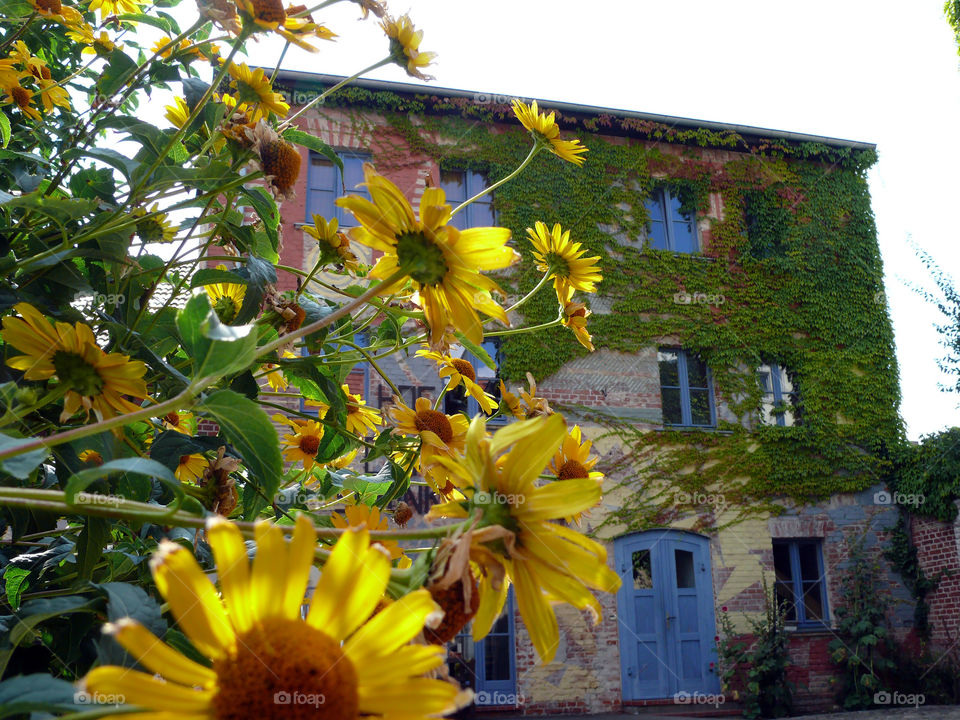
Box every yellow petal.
[107,619,217,689]
[344,589,439,665]
[515,477,601,523]
[500,413,566,494]
[206,517,252,634]
[358,678,459,716]
[250,521,287,621]
[84,667,213,712]
[282,514,317,620]
[511,560,559,664]
[472,572,509,641]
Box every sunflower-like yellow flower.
[527,221,602,303]
[86,0,142,18]
[152,37,210,61]
[67,26,117,56]
[549,425,602,482]
[164,96,191,128]
[331,503,405,561]
[175,453,207,482]
[205,264,247,323]
[427,414,622,663]
[338,164,518,347]
[324,446,359,470]
[304,214,360,273]
[235,0,336,51]
[224,61,289,121]
[82,518,459,720]
[343,385,382,436]
[381,14,436,81]
[263,349,297,392]
[133,203,176,243]
[27,0,84,25]
[417,349,497,415]
[1,303,148,423]
[162,410,196,435]
[387,396,468,493]
[498,372,551,421]
[562,296,594,351]
[512,99,588,166]
[2,82,40,121]
[279,417,325,471]
[77,449,104,465]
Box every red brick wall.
[911,512,960,647]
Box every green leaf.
[233,254,277,324]
[282,129,342,172]
[116,12,173,32]
[455,331,496,370]
[0,112,9,149]
[281,358,345,416]
[2,568,29,610]
[240,187,279,252]
[149,430,226,473]
[176,293,258,379]
[196,389,282,518]
[93,582,166,637]
[98,49,139,97]
[1,193,97,225]
[63,147,139,181]
[76,517,112,580]
[0,674,81,719]
[0,432,47,480]
[189,267,248,288]
[0,595,101,676]
[64,457,183,513]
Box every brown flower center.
[250,0,286,23]
[260,139,301,193]
[569,307,587,319]
[165,412,181,426]
[413,409,453,443]
[425,575,480,645]
[299,434,320,455]
[557,459,589,480]
[212,618,358,720]
[449,358,475,382]
[36,0,61,13]
[11,86,31,110]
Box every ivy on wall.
[281,79,903,520]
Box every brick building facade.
[250,71,959,714]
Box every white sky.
[169,0,960,439]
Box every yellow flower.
[133,203,176,243]
[324,447,359,470]
[86,0,142,18]
[279,418,325,471]
[224,61,289,121]
[338,163,518,347]
[82,518,459,720]
[387,396,468,493]
[381,14,436,81]
[499,373,552,420]
[512,99,588,166]
[1,303,149,423]
[416,349,497,414]
[175,453,207,482]
[562,296,594,351]
[162,410,196,435]
[235,0,336,51]
[164,96,191,128]
[2,81,41,121]
[331,503,404,560]
[77,449,104,465]
[527,221,602,302]
[152,37,206,61]
[427,414,621,663]
[549,424,603,526]
[343,384,382,437]
[27,0,84,25]
[499,379,524,419]
[205,264,247,323]
[304,214,360,273]
[263,350,296,392]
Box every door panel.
[615,531,720,700]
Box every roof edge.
[271,69,877,151]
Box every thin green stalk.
[450,142,541,217]
[503,271,551,315]
[339,339,402,397]
[485,316,563,337]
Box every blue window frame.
[306,150,370,227]
[443,339,504,422]
[451,591,516,704]
[658,348,715,427]
[758,363,800,427]
[772,539,829,628]
[645,187,698,253]
[439,168,495,230]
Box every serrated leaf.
[176,293,258,379]
[281,129,342,172]
[455,331,496,370]
[196,389,282,518]
[2,567,29,610]
[233,254,277,324]
[98,49,139,97]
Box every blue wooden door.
[615,530,720,699]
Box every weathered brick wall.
[910,509,960,649]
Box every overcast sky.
[175,0,960,439]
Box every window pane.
[307,189,335,220]
[772,543,792,579]
[797,543,820,582]
[632,549,653,589]
[658,350,680,387]
[645,194,665,223]
[647,219,668,250]
[801,581,824,621]
[675,549,695,589]
[309,155,335,188]
[672,219,697,253]
[686,354,709,388]
[661,387,683,425]
[483,636,511,681]
[688,389,712,426]
[341,156,367,193]
[774,580,797,622]
[443,387,469,416]
[758,366,773,394]
[472,198,496,226]
[440,169,466,203]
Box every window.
[306,150,370,226]
[443,338,502,420]
[757,363,800,427]
[645,187,698,253]
[658,348,714,427]
[439,169,495,230]
[772,539,828,628]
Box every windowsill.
[785,624,833,634]
[657,426,733,435]
[293,222,313,229]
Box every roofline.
[271,69,876,151]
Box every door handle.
[666,614,676,629]
[627,666,634,677]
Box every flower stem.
[485,316,563,337]
[450,142,541,218]
[503,271,551,315]
[280,57,391,130]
